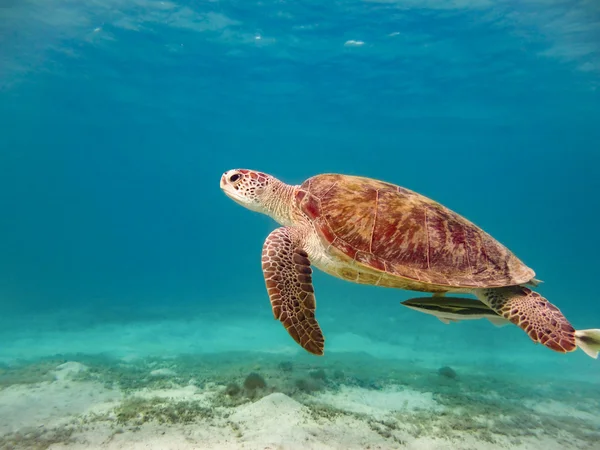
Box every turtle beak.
[220,171,240,202]
[220,171,235,191]
[220,173,228,189]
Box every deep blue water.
[1,0,599,349]
[1,2,600,448]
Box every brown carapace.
[296,174,533,289]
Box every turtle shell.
[295,174,534,288]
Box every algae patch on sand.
[114,396,215,425]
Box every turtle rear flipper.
[575,329,600,359]
[476,286,577,354]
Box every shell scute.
[371,190,429,269]
[306,200,320,221]
[355,251,386,272]
[295,190,307,203]
[311,217,336,245]
[332,238,358,261]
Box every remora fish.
[401,296,510,327]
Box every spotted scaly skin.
[262,226,324,355]
[477,286,576,353]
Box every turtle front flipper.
[262,226,325,355]
[476,286,577,353]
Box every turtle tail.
[574,329,600,359]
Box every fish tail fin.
[575,329,600,359]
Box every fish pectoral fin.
[486,316,510,327]
[437,317,455,325]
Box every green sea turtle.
[220,169,600,358]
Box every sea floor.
[1,305,599,450]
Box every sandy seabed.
[1,312,599,450]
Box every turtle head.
[220,169,295,225]
[220,169,274,213]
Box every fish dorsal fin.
[486,316,510,327]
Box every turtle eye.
[229,173,241,183]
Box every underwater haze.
[1,1,599,449]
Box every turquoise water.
[1,1,599,449]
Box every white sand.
[0,363,120,435]
[312,385,443,420]
[0,360,597,450]
[1,312,599,449]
